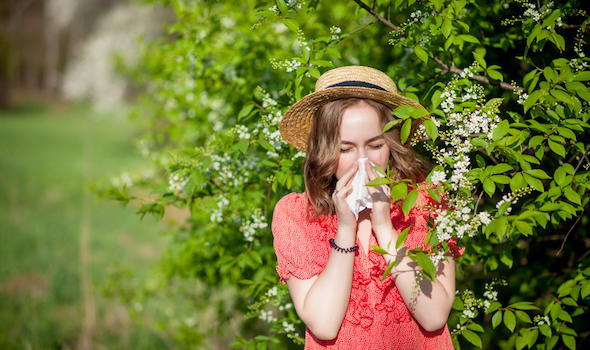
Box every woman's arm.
[286,225,356,340]
[383,243,456,332]
[286,163,359,340]
[366,162,456,332]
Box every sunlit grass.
[0,102,170,349]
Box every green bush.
[99,0,590,348]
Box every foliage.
[99,0,590,348]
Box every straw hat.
[280,65,426,151]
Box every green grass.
[0,102,171,349]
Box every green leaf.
[468,323,485,333]
[487,301,501,314]
[366,177,394,186]
[488,69,503,81]
[525,169,551,179]
[548,139,566,157]
[414,46,428,63]
[391,182,408,201]
[500,246,513,268]
[473,51,487,69]
[562,334,576,350]
[544,66,558,82]
[492,310,502,328]
[383,118,402,132]
[371,245,389,255]
[523,173,544,192]
[396,226,410,249]
[539,324,552,337]
[573,71,590,81]
[510,172,526,191]
[382,260,396,281]
[515,310,532,323]
[400,118,412,144]
[281,18,299,33]
[414,251,436,281]
[461,329,482,348]
[527,329,540,348]
[402,190,419,216]
[276,0,288,13]
[424,118,438,141]
[393,105,416,119]
[237,104,254,121]
[550,89,573,105]
[504,309,516,332]
[563,186,581,205]
[426,188,441,202]
[493,120,509,141]
[508,301,541,311]
[442,18,452,37]
[581,281,590,299]
[483,178,496,197]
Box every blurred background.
[0,0,179,348]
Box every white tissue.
[345,158,374,219]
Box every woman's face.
[334,101,390,180]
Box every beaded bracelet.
[329,238,359,254]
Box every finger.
[335,162,358,190]
[364,161,378,182]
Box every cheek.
[370,148,390,169]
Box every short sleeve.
[271,193,330,284]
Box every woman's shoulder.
[273,192,308,219]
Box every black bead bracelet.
[329,238,359,254]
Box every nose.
[358,147,368,159]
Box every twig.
[556,213,583,256]
[573,145,590,173]
[324,20,379,53]
[478,148,500,164]
[353,0,404,34]
[406,71,448,89]
[473,191,484,215]
[354,1,522,91]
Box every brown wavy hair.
[304,98,431,217]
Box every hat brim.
[280,86,427,151]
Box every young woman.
[272,66,462,349]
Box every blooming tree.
[97,0,590,348]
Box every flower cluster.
[239,208,268,242]
[208,152,258,188]
[330,26,342,41]
[270,58,302,72]
[253,88,287,158]
[210,195,229,223]
[430,170,447,184]
[452,280,507,334]
[111,172,133,188]
[501,0,555,26]
[534,314,551,326]
[247,286,304,344]
[496,187,534,215]
[168,172,188,193]
[515,87,529,105]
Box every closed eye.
[370,143,385,149]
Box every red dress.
[271,189,462,349]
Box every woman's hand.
[332,162,358,231]
[365,162,396,245]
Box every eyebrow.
[341,135,385,145]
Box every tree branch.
[353,0,403,34]
[354,1,522,91]
[556,213,583,256]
